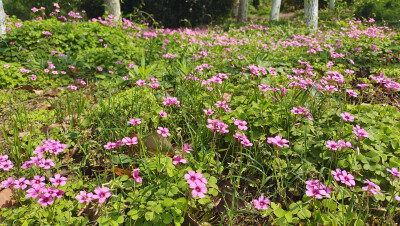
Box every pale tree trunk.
[232,0,240,17]
[237,0,248,22]
[104,0,121,21]
[304,0,318,31]
[0,0,6,36]
[329,0,335,12]
[270,0,282,21]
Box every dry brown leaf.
[18,132,29,139]
[40,104,54,110]
[33,90,44,95]
[45,87,65,96]
[14,85,34,92]
[223,93,232,102]
[0,188,17,209]
[144,133,176,156]
[41,123,69,133]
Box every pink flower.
[75,191,93,203]
[122,137,138,146]
[182,143,192,154]
[67,85,77,90]
[93,186,111,204]
[387,167,400,180]
[104,142,116,149]
[396,196,400,201]
[340,112,354,122]
[190,181,207,198]
[332,169,356,187]
[203,108,214,115]
[305,180,331,199]
[159,110,167,118]
[39,159,55,169]
[172,155,187,165]
[184,171,207,186]
[346,89,358,97]
[0,160,14,171]
[206,119,229,134]
[4,64,10,68]
[232,118,248,131]
[163,96,180,107]
[123,76,129,80]
[267,135,289,148]
[0,177,14,189]
[157,127,171,137]
[326,140,340,151]
[97,66,103,71]
[253,196,271,210]
[352,125,370,138]
[26,184,44,199]
[127,118,141,126]
[136,79,146,86]
[50,174,67,186]
[133,169,142,183]
[13,177,30,190]
[31,7,39,12]
[362,179,382,196]
[37,194,54,207]
[30,175,46,186]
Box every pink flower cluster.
[326,140,352,151]
[231,118,248,131]
[291,105,313,120]
[245,65,268,76]
[362,180,382,196]
[352,125,370,139]
[305,180,332,199]
[184,171,208,198]
[233,132,253,147]
[1,174,66,207]
[331,169,356,186]
[76,186,111,204]
[104,136,138,149]
[267,135,289,148]
[206,119,229,134]
[214,100,231,113]
[163,96,180,107]
[136,77,160,89]
[0,155,13,171]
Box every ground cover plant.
[1,4,400,226]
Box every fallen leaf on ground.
[0,188,16,209]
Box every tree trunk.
[304,0,318,31]
[104,0,121,21]
[270,0,282,21]
[0,0,6,36]
[329,0,335,12]
[232,0,240,17]
[237,0,248,22]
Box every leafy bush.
[354,0,400,25]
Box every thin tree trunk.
[237,0,248,22]
[232,0,240,17]
[329,0,335,12]
[0,0,6,36]
[304,0,318,31]
[270,0,282,21]
[104,0,121,21]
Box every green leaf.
[163,198,174,207]
[145,212,154,221]
[162,213,173,224]
[274,208,286,218]
[298,209,311,219]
